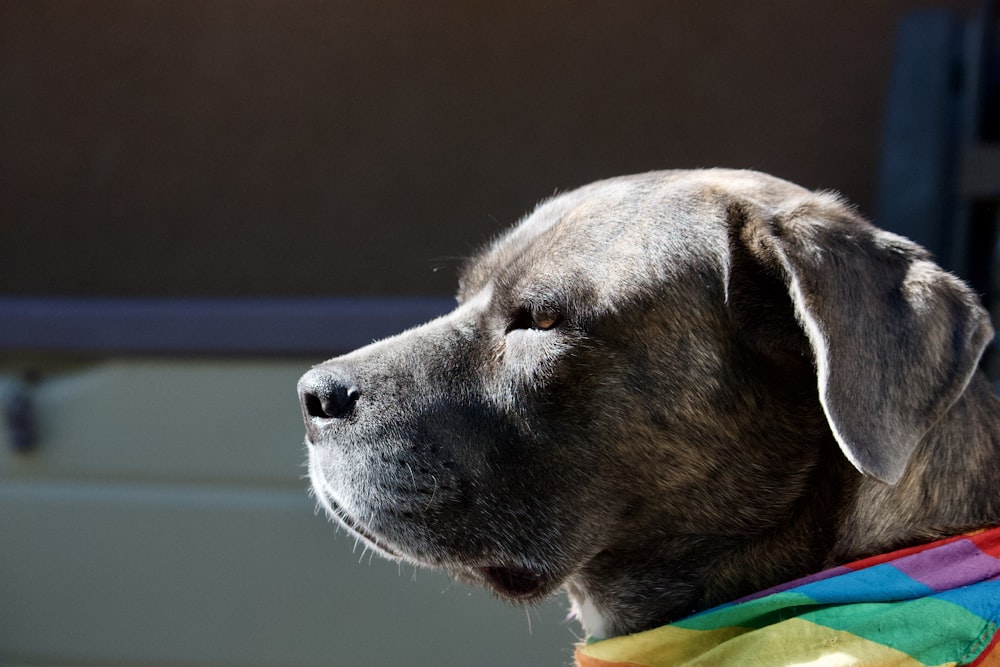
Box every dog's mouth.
[311,465,556,600]
[475,565,550,600]
[331,514,553,599]
[325,499,403,559]
[330,502,552,599]
[332,507,552,600]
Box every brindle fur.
[298,169,1000,639]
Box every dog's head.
[298,170,993,637]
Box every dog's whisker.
[439,577,457,596]
[404,462,417,491]
[423,475,438,513]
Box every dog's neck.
[568,373,1000,641]
[566,458,850,640]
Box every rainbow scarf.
[576,527,1000,667]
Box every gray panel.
[1,360,312,483]
[0,482,572,667]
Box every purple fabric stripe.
[894,537,1000,591]
[733,530,1000,606]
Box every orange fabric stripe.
[574,647,645,667]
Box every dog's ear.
[730,194,994,484]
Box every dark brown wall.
[0,1,979,297]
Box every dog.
[298,169,1000,662]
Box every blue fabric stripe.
[933,579,1000,620]
[792,562,935,604]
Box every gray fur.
[298,169,1000,639]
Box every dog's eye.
[507,306,561,332]
[531,308,560,330]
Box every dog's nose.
[298,365,361,421]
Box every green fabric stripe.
[675,592,817,631]
[803,596,995,665]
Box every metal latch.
[5,371,38,453]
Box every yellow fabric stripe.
[575,618,945,667]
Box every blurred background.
[1,1,997,666]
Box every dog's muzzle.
[297,365,360,437]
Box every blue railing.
[0,297,455,356]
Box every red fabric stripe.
[967,527,1000,558]
[843,532,969,571]
[967,626,1000,667]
